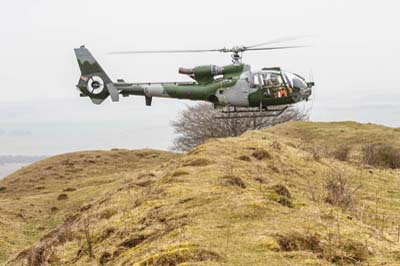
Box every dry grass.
[0,149,179,264]
[2,122,400,266]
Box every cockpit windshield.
[284,72,307,90]
[293,77,307,90]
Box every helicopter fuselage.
[114,65,313,108]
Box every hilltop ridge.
[1,122,400,266]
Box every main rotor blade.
[245,45,310,51]
[245,35,312,49]
[108,49,221,55]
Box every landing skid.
[214,106,289,119]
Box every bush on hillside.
[324,170,360,212]
[332,145,351,161]
[362,143,400,169]
[171,103,309,151]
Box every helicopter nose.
[306,81,314,96]
[301,86,312,100]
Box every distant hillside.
[1,122,400,266]
[0,155,46,164]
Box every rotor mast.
[220,46,245,65]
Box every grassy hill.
[1,122,400,266]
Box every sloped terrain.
[2,122,400,266]
[0,149,180,264]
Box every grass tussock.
[266,184,294,208]
[306,144,326,161]
[118,234,147,249]
[252,149,272,160]
[138,245,220,266]
[238,155,251,162]
[329,238,371,263]
[219,175,246,188]
[274,232,370,263]
[99,251,112,265]
[62,187,76,192]
[183,158,211,167]
[275,231,322,253]
[100,227,116,241]
[57,193,68,200]
[172,169,189,177]
[98,208,117,220]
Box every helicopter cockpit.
[251,68,312,100]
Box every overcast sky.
[0,0,399,155]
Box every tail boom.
[74,46,203,106]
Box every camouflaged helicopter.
[74,38,314,118]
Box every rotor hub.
[231,52,242,64]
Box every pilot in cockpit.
[269,74,281,97]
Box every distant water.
[0,163,28,179]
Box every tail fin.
[74,46,119,104]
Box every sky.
[0,0,399,156]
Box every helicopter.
[74,38,314,118]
